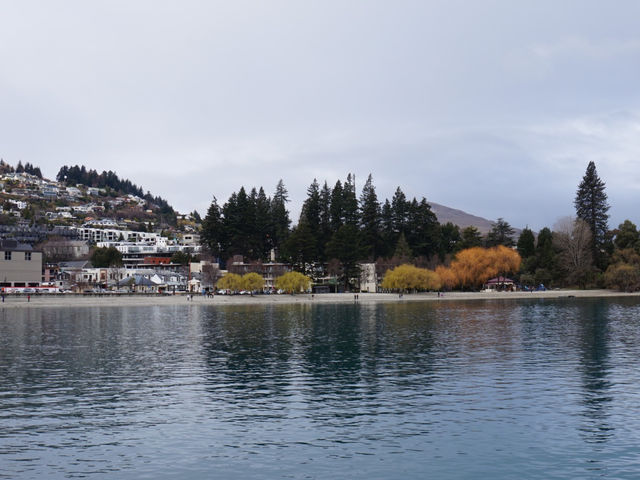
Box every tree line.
[0,159,43,178]
[57,165,145,197]
[514,161,640,291]
[200,173,529,288]
[57,164,177,225]
[204,162,640,291]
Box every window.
[25,252,31,261]
[4,251,11,261]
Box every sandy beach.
[0,289,638,309]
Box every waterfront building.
[226,256,291,291]
[0,240,42,288]
[359,263,378,293]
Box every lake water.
[2,298,640,479]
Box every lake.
[2,298,640,479]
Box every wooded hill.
[56,165,176,224]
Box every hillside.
[429,201,497,234]
[0,163,191,243]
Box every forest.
[202,163,640,292]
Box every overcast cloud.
[1,0,639,231]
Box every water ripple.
[2,299,640,478]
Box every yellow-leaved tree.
[217,273,243,292]
[381,264,441,292]
[241,272,264,292]
[275,271,312,294]
[439,245,521,289]
[435,265,457,290]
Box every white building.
[182,233,200,245]
[8,199,27,210]
[359,263,378,293]
[65,186,82,197]
[70,226,160,244]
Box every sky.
[1,0,640,231]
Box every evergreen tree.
[459,226,483,249]
[319,181,333,252]
[201,197,223,259]
[271,179,291,255]
[533,227,556,286]
[300,179,322,259]
[359,174,381,260]
[439,222,461,257]
[222,188,255,259]
[614,220,640,252]
[535,227,554,266]
[254,187,272,258]
[405,198,440,258]
[301,179,321,232]
[282,221,317,275]
[90,246,123,267]
[325,224,364,290]
[330,180,344,231]
[574,161,610,269]
[342,173,359,226]
[393,232,413,263]
[517,227,536,259]
[380,199,395,257]
[391,187,409,236]
[486,218,515,247]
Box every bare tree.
[553,216,594,287]
[201,263,222,289]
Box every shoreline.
[1,289,639,310]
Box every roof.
[117,275,156,287]
[0,240,36,252]
[59,260,92,270]
[486,276,514,284]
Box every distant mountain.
[429,201,498,234]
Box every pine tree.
[574,161,610,269]
[330,180,344,231]
[342,173,359,226]
[380,199,394,257]
[614,220,640,252]
[393,232,413,263]
[301,180,320,230]
[282,221,317,275]
[222,188,254,259]
[533,227,556,285]
[271,179,291,255]
[325,224,364,290]
[517,227,535,259]
[319,181,333,252]
[459,226,483,249]
[405,197,440,258]
[439,222,461,257]
[255,187,272,258]
[486,218,515,247]
[201,197,223,259]
[391,187,409,236]
[359,174,381,260]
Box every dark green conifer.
[574,161,610,268]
